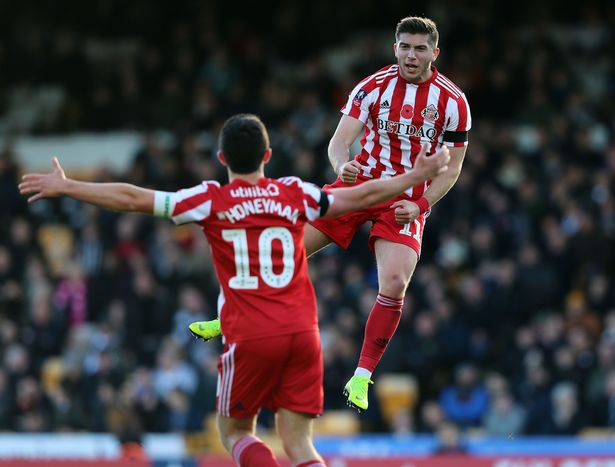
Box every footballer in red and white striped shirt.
[308,16,471,412]
[341,61,470,199]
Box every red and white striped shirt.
[342,65,471,199]
[165,176,331,341]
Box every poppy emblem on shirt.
[421,104,439,122]
[401,104,414,119]
[353,89,368,106]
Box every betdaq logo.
[376,118,437,140]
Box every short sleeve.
[279,176,332,221]
[442,93,472,148]
[341,81,379,124]
[170,181,220,224]
[300,181,333,220]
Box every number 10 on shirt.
[222,227,295,290]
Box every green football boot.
[343,375,374,412]
[189,319,222,341]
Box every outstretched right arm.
[19,157,156,214]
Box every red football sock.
[297,461,326,466]
[357,293,403,372]
[232,435,279,466]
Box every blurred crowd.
[1,0,614,440]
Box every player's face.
[394,33,439,83]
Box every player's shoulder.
[433,70,468,102]
[198,179,222,195]
[357,64,400,91]
[372,64,399,78]
[277,176,321,198]
[203,180,221,190]
[176,180,220,199]
[277,176,304,187]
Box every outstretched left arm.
[19,157,155,214]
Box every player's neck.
[402,65,435,84]
[410,69,433,84]
[417,67,433,83]
[228,169,265,185]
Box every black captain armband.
[442,130,469,143]
[319,190,331,216]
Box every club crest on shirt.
[353,89,368,106]
[421,104,439,122]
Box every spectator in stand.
[417,400,446,434]
[543,382,586,435]
[433,422,467,455]
[439,363,489,428]
[482,391,526,437]
[589,370,615,430]
[586,337,615,419]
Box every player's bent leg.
[276,408,325,466]
[218,414,279,466]
[363,240,418,367]
[189,319,222,341]
[345,239,419,410]
[304,224,333,258]
[217,414,256,454]
[374,239,419,298]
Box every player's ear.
[432,47,440,62]
[263,148,272,165]
[217,150,228,167]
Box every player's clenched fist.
[412,143,450,180]
[390,199,420,225]
[338,160,368,184]
[390,144,450,225]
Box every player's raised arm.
[323,143,449,219]
[19,157,155,214]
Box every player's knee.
[380,272,410,297]
[217,425,238,451]
[219,428,252,453]
[217,417,253,452]
[217,429,233,451]
[280,434,313,463]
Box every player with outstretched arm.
[20,114,449,467]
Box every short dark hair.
[219,114,270,174]
[395,16,439,49]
